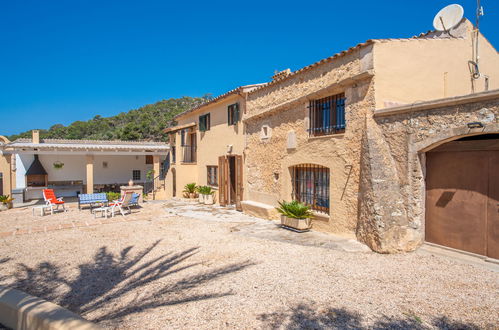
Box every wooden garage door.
[426,142,499,259]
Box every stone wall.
[244,46,375,235]
[358,95,499,253]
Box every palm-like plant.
[197,186,214,195]
[276,200,314,219]
[183,183,197,194]
[0,195,14,204]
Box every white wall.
[93,155,154,184]
[15,154,34,188]
[39,154,86,183]
[15,154,166,186]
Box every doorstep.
[417,243,499,273]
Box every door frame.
[218,154,243,210]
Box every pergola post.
[153,155,160,178]
[86,155,94,194]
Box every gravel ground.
[0,202,498,329]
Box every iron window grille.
[199,113,211,132]
[132,170,141,181]
[291,164,330,213]
[207,166,218,186]
[228,103,240,125]
[308,93,346,136]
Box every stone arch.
[0,135,10,144]
[409,124,499,251]
[412,123,499,153]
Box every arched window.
[291,164,330,213]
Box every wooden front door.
[425,139,499,259]
[218,155,243,211]
[0,172,3,196]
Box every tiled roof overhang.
[163,122,196,133]
[243,70,374,122]
[1,139,169,154]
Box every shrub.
[106,192,121,201]
[276,200,314,219]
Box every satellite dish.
[433,4,464,31]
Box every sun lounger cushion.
[78,193,108,209]
[129,193,140,206]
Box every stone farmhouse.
[1,18,498,258]
[164,18,499,257]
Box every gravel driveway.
[0,201,497,329]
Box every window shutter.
[199,116,205,132]
[235,103,240,122]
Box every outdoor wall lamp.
[467,122,484,129]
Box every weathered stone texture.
[247,50,366,119]
[362,99,499,252]
[244,54,375,234]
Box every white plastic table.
[93,206,111,219]
[32,205,51,216]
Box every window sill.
[312,211,330,222]
[308,133,345,141]
[180,162,197,165]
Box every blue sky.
[0,0,498,135]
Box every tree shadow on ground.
[6,240,253,324]
[0,257,12,282]
[258,303,482,330]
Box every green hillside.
[8,95,212,142]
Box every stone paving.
[163,199,371,253]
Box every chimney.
[272,69,291,81]
[32,130,40,144]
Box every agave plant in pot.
[183,183,197,199]
[276,200,314,232]
[0,195,14,211]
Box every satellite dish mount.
[433,4,464,34]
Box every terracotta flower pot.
[280,215,312,231]
[189,193,196,199]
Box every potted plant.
[276,200,314,232]
[197,185,206,203]
[53,161,64,169]
[0,195,14,211]
[183,183,197,199]
[197,186,215,205]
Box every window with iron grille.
[207,166,218,186]
[291,164,330,213]
[228,103,240,125]
[171,146,176,163]
[199,113,210,132]
[308,93,346,136]
[132,170,141,181]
